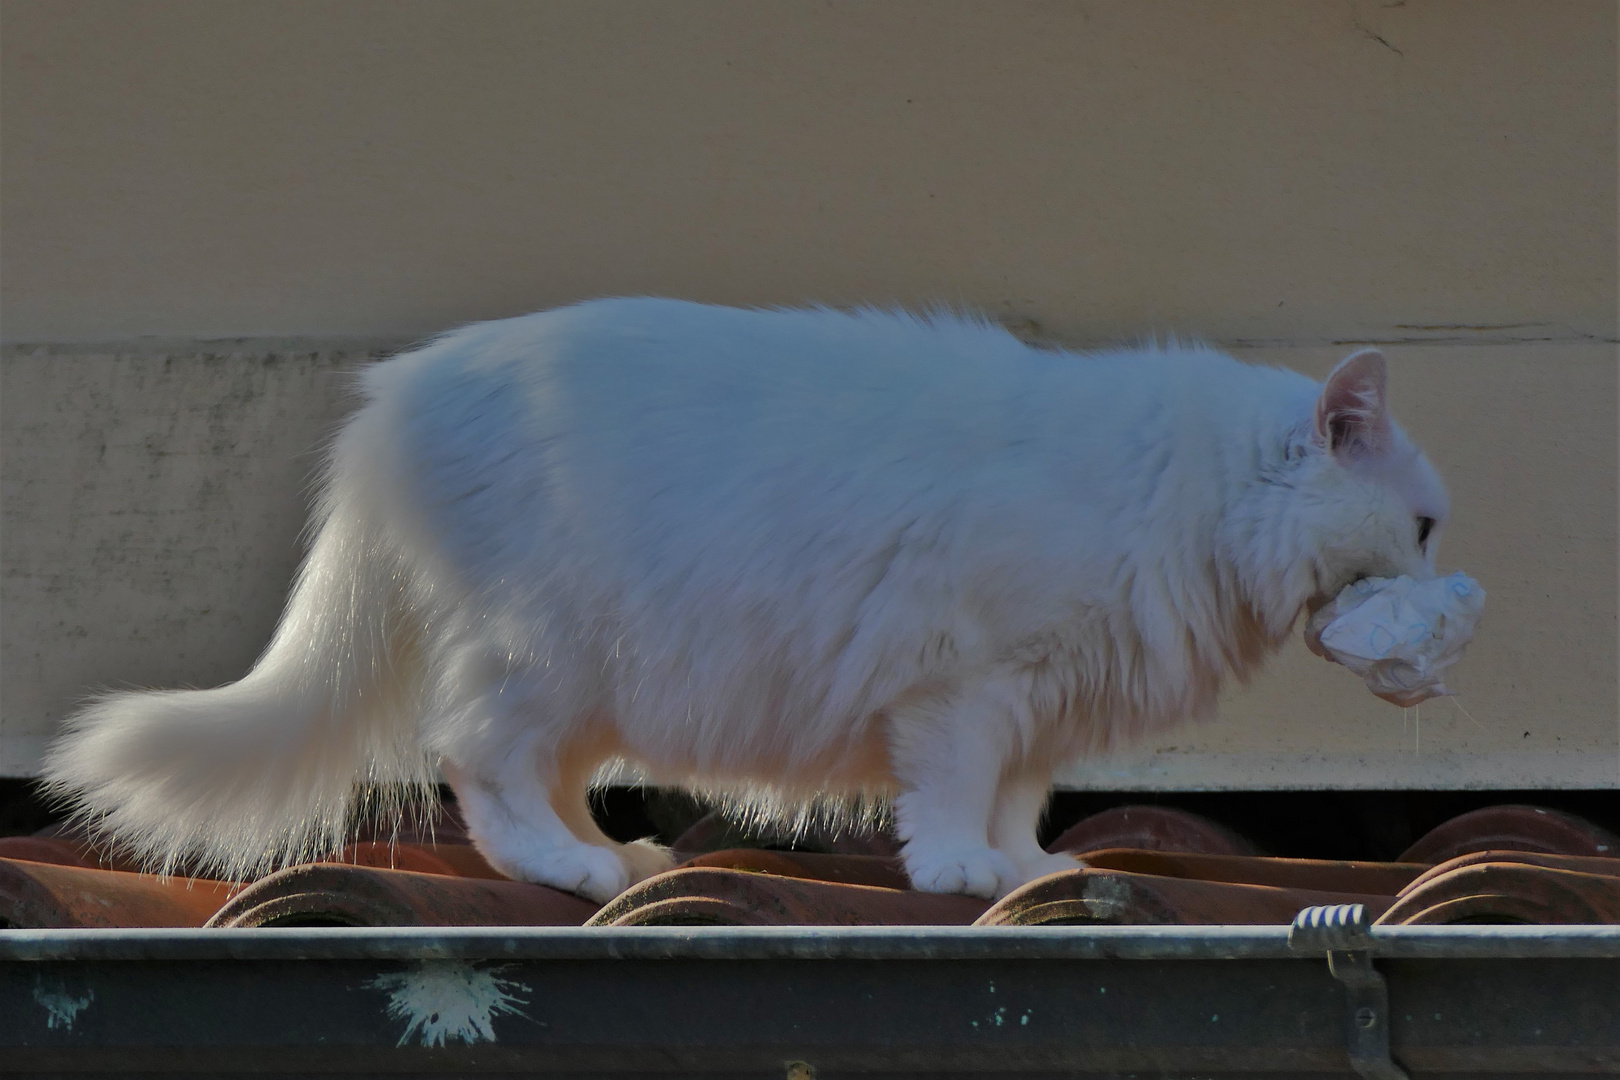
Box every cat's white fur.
[44,298,1449,901]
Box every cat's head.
[1289,348,1449,603]
[1220,347,1450,643]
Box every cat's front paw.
[904,845,1021,898]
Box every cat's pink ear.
[1315,348,1391,459]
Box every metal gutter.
[6,923,1618,1076]
[5,922,1620,961]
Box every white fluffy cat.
[43,298,1448,901]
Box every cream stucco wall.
[2,1,1615,784]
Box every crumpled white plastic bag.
[1304,572,1485,707]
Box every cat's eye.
[1416,516,1435,549]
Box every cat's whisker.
[1448,695,1487,731]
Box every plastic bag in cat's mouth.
[1304,572,1486,707]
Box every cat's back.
[382,298,1066,493]
[384,297,1248,457]
[487,296,1043,427]
[368,299,1311,582]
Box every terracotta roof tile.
[0,835,94,869]
[1046,804,1256,856]
[205,863,598,928]
[4,801,1618,930]
[1071,848,1426,894]
[338,839,507,879]
[588,866,989,926]
[1378,856,1620,925]
[1399,804,1620,862]
[680,848,910,889]
[0,858,238,928]
[977,868,1398,926]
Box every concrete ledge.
[3,338,1614,787]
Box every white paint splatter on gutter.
[365,960,531,1047]
[33,978,94,1030]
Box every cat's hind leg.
[443,724,664,903]
[547,740,677,886]
[989,771,1082,885]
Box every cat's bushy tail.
[40,405,435,881]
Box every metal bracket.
[1290,904,1410,1080]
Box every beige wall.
[4,0,1614,345]
[2,1,1615,784]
